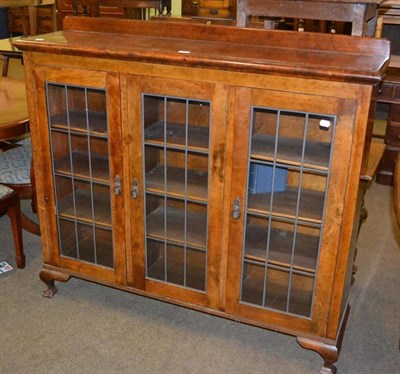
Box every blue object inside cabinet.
[249,164,287,194]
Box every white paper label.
[319,119,331,129]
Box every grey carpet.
[0,181,399,374]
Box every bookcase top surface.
[15,17,390,84]
[243,0,384,3]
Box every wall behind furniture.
[171,0,181,15]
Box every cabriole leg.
[297,337,338,374]
[39,268,70,298]
[297,305,349,373]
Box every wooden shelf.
[50,110,108,136]
[144,121,209,153]
[61,234,114,268]
[251,134,331,171]
[58,214,113,268]
[241,272,313,317]
[244,223,319,273]
[54,151,110,184]
[146,165,208,202]
[147,251,206,292]
[146,206,207,250]
[247,187,325,224]
[58,189,112,227]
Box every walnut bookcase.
[15,17,389,373]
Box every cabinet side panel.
[326,85,373,339]
[311,98,358,336]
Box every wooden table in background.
[0,36,23,77]
[0,77,29,141]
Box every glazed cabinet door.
[225,87,358,335]
[35,67,126,284]
[126,76,227,308]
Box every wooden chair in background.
[27,0,57,35]
[236,0,381,35]
[0,37,24,77]
[0,184,25,268]
[0,140,40,236]
[0,74,40,237]
[91,0,163,19]
[0,0,57,36]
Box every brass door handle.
[232,197,241,220]
[131,178,139,199]
[113,175,121,196]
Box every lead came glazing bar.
[262,108,281,308]
[85,87,98,265]
[65,85,81,261]
[286,112,308,313]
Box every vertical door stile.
[106,72,126,285]
[121,73,134,287]
[32,66,59,266]
[218,85,237,312]
[225,86,253,314]
[206,83,228,309]
[127,75,147,289]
